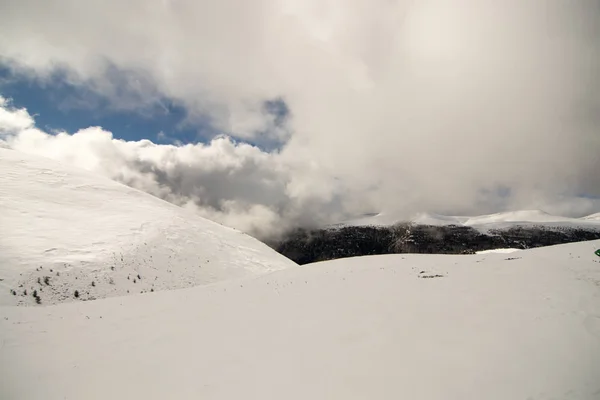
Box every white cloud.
[1,0,600,234]
[0,96,344,238]
[0,97,35,132]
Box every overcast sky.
[1,0,599,239]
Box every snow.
[475,248,521,255]
[0,148,296,306]
[1,240,600,399]
[2,148,600,399]
[583,212,600,221]
[338,210,600,231]
[462,210,580,225]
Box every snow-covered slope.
[1,240,600,399]
[339,209,600,230]
[413,209,576,226]
[583,212,600,221]
[0,148,296,306]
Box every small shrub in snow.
[74,290,80,298]
[31,289,41,304]
[11,290,16,296]
[43,276,50,285]
[91,281,96,287]
[419,274,445,279]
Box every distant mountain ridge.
[336,209,600,229]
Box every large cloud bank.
[1,0,599,238]
[0,96,344,239]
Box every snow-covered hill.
[339,209,600,230]
[1,240,600,399]
[0,148,296,306]
[583,212,600,221]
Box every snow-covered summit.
[338,209,600,230]
[0,148,296,306]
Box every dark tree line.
[270,224,600,265]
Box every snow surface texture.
[340,209,600,231]
[475,248,521,255]
[1,240,600,399]
[0,148,296,306]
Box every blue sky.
[0,65,291,151]
[0,66,212,145]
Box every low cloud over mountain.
[1,0,600,238]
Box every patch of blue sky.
[0,64,291,151]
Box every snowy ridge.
[1,240,600,399]
[0,148,296,306]
[338,209,600,230]
[583,212,600,221]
